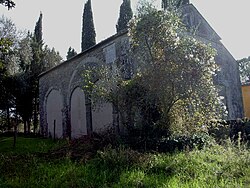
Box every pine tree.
[66,47,77,60]
[162,0,189,10]
[81,0,96,52]
[116,0,133,33]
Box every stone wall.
[39,4,243,138]
[181,4,244,119]
[39,32,129,138]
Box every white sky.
[0,0,250,60]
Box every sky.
[0,0,250,60]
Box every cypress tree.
[31,12,44,134]
[81,0,96,52]
[116,0,133,33]
[66,47,77,60]
[34,12,43,44]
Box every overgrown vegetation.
[0,0,247,187]
[0,134,250,187]
[0,14,62,134]
[83,2,226,151]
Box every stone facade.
[39,4,243,138]
[39,33,129,138]
[181,4,243,119]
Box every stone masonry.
[39,4,243,138]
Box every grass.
[0,136,65,154]
[0,135,250,187]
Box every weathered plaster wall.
[70,87,87,138]
[46,89,63,138]
[181,4,244,119]
[39,4,243,138]
[39,33,129,138]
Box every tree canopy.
[0,15,62,133]
[87,2,225,136]
[66,47,77,60]
[237,56,250,83]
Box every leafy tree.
[88,2,225,138]
[66,47,77,60]
[0,0,15,9]
[237,56,250,83]
[17,32,33,72]
[116,0,133,33]
[81,0,96,52]
[43,45,62,69]
[0,14,62,134]
[0,16,19,131]
[129,3,225,134]
[162,0,189,10]
[12,72,33,133]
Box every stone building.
[39,3,243,138]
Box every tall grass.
[0,136,250,187]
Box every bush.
[157,133,214,153]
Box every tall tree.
[81,0,96,52]
[43,46,62,69]
[116,0,133,33]
[66,47,77,60]
[30,12,44,133]
[89,2,225,137]
[34,12,43,44]
[0,16,19,131]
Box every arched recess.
[92,102,113,132]
[46,89,63,138]
[70,87,87,138]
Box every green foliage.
[81,0,96,52]
[0,136,65,154]
[43,45,62,70]
[34,12,43,44]
[158,133,214,152]
[88,3,226,139]
[128,3,225,135]
[1,136,250,187]
[116,0,133,33]
[0,15,62,133]
[0,37,12,75]
[66,46,77,60]
[237,56,250,83]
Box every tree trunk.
[24,120,27,134]
[6,107,11,131]
[13,115,18,148]
[33,96,38,134]
[27,120,31,134]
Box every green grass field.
[0,135,250,187]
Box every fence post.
[53,120,56,141]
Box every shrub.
[157,133,214,152]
